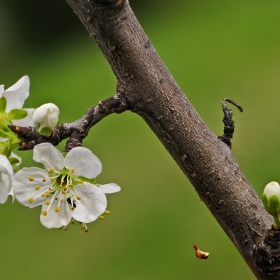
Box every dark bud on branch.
[218,98,243,149]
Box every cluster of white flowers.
[0,76,34,202]
[0,76,121,232]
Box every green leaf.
[9,109,28,120]
[0,97,7,112]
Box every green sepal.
[9,109,28,120]
[8,137,20,152]
[0,127,17,139]
[0,141,11,157]
[262,193,268,208]
[273,215,280,228]
[12,164,21,172]
[0,128,10,138]
[77,175,96,185]
[8,157,20,165]
[0,97,7,112]
[37,126,52,137]
[0,113,11,128]
[262,194,280,215]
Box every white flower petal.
[13,108,35,126]
[3,76,30,112]
[0,85,4,96]
[99,183,121,194]
[0,173,12,204]
[33,143,64,171]
[0,154,13,176]
[13,167,51,208]
[65,147,102,179]
[40,202,71,228]
[71,182,107,223]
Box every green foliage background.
[1,1,280,279]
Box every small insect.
[193,244,209,259]
[66,198,76,208]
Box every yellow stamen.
[49,168,55,172]
[45,200,50,205]
[84,229,89,233]
[55,206,60,212]
[76,195,81,200]
[105,210,110,215]
[35,185,40,190]
[50,178,54,182]
[68,183,73,187]
[42,210,47,216]
[61,179,64,183]
[28,198,34,203]
[79,180,84,184]
[41,193,46,198]
[62,189,66,195]
[71,168,75,173]
[71,206,75,211]
[63,227,68,231]
[46,191,50,197]
[99,215,105,220]
[29,176,34,181]
[42,178,46,182]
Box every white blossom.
[32,103,60,136]
[13,143,120,230]
[0,75,34,127]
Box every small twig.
[218,98,243,149]
[9,84,129,152]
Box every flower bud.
[262,181,280,227]
[32,103,59,137]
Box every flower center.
[27,167,82,216]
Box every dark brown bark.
[64,0,277,278]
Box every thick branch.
[65,0,275,278]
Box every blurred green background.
[1,0,280,279]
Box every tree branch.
[10,85,128,152]
[27,0,276,278]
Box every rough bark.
[65,0,278,278]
